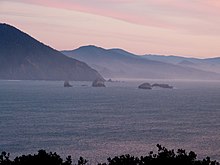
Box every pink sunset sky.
[1,0,220,58]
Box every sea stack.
[152,83,173,89]
[64,81,72,87]
[92,79,106,87]
[138,83,152,89]
[107,79,113,82]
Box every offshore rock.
[64,81,72,87]
[152,83,173,89]
[138,83,152,89]
[92,79,106,87]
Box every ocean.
[0,80,220,163]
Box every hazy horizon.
[1,0,220,58]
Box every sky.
[1,0,220,58]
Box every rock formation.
[92,79,106,87]
[138,83,173,89]
[152,83,173,89]
[64,81,72,87]
[107,79,113,82]
[138,83,152,89]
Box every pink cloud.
[11,0,170,28]
[7,0,220,35]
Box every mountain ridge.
[0,23,103,81]
[62,45,220,80]
[143,54,220,74]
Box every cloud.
[5,0,220,36]
[2,0,220,57]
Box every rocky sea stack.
[92,79,106,87]
[64,81,72,87]
[152,83,173,89]
[138,83,173,89]
[138,83,152,89]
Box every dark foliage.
[1,145,219,165]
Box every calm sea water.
[0,80,220,162]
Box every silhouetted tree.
[0,145,219,165]
[0,152,11,165]
[76,157,88,165]
[107,154,139,165]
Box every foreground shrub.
[1,144,219,165]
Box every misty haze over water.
[0,80,220,162]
